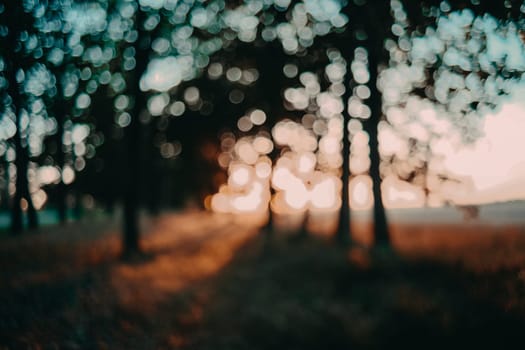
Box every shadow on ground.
[1,211,525,349]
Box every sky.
[439,93,525,204]
[378,8,525,207]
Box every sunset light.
[2,0,525,347]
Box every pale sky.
[439,95,525,204]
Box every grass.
[1,210,525,349]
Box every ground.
[1,209,525,349]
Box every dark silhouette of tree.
[51,80,68,223]
[112,0,352,252]
[121,3,148,256]
[4,0,520,254]
[360,0,392,246]
[1,1,39,233]
[335,6,355,245]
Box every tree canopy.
[0,0,524,252]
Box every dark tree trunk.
[10,115,39,233]
[5,3,38,233]
[73,187,83,220]
[145,127,160,216]
[10,132,24,235]
[1,158,9,212]
[362,2,391,246]
[255,44,286,234]
[122,7,149,256]
[147,162,161,216]
[4,10,22,234]
[336,53,354,245]
[122,111,142,255]
[53,87,68,224]
[365,56,389,245]
[122,99,142,255]
[335,4,357,245]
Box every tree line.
[1,0,523,257]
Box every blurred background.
[0,0,524,242]
[3,1,525,348]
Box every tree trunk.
[1,157,9,212]
[336,54,354,245]
[53,87,68,224]
[145,127,160,216]
[336,4,356,245]
[122,96,141,255]
[346,0,392,247]
[122,7,149,256]
[73,187,83,220]
[364,33,390,246]
[10,116,39,233]
[9,145,23,235]
[5,4,38,233]
[255,44,285,235]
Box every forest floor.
[1,209,525,349]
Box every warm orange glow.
[349,175,373,210]
[32,189,48,210]
[20,198,29,212]
[211,82,525,217]
[112,212,256,313]
[210,192,230,213]
[283,176,309,210]
[236,139,259,164]
[231,181,267,213]
[318,135,339,154]
[271,164,294,191]
[382,175,426,209]
[252,135,273,154]
[228,164,252,189]
[297,152,316,174]
[310,175,340,210]
[255,160,272,179]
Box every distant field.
[2,200,524,233]
[0,208,112,231]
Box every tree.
[204,1,356,239]
[356,0,392,246]
[207,0,395,247]
[112,0,351,253]
[38,0,79,224]
[1,1,40,233]
[380,0,525,209]
[104,0,230,255]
